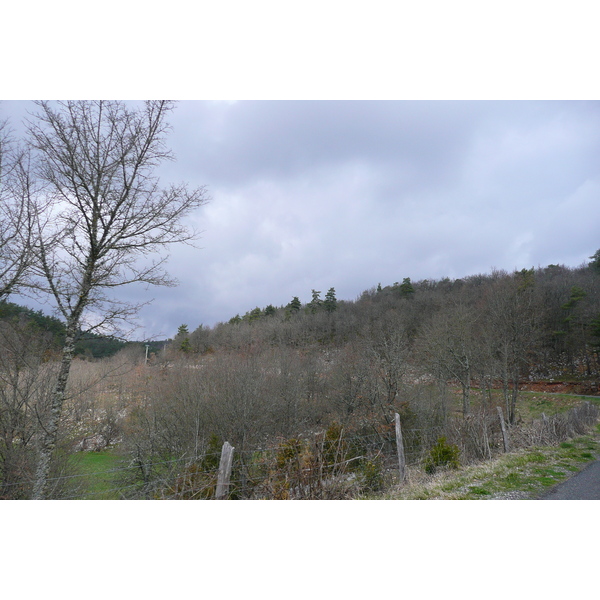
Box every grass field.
[71,450,126,499]
[442,385,600,426]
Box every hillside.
[0,300,136,359]
[2,257,600,499]
[180,259,600,389]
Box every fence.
[2,403,598,500]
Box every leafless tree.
[0,117,39,300]
[26,100,208,498]
[0,318,57,498]
[485,271,539,424]
[418,302,480,417]
[366,311,411,412]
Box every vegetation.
[377,424,600,500]
[0,100,209,498]
[2,104,600,498]
[1,253,600,499]
[424,437,461,474]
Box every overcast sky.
[2,100,600,339]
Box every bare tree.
[485,271,538,424]
[366,311,411,410]
[0,318,57,498]
[419,303,479,417]
[0,117,38,300]
[26,100,208,498]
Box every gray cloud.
[3,100,600,338]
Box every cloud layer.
[3,100,600,339]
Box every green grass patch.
[71,450,125,499]
[469,486,492,496]
[532,467,563,477]
[373,426,600,500]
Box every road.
[540,460,600,499]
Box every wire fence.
[1,429,422,499]
[2,402,598,500]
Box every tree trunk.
[497,406,511,453]
[509,372,519,425]
[31,330,76,499]
[462,377,471,417]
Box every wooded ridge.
[2,256,599,499]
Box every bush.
[357,457,385,492]
[424,436,460,474]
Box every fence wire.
[2,403,598,499]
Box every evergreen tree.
[559,286,589,373]
[516,267,535,291]
[307,289,322,314]
[176,324,191,352]
[399,277,415,297]
[589,249,600,274]
[324,288,337,313]
[244,307,263,323]
[287,296,301,314]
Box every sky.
[2,99,600,339]
[2,3,600,341]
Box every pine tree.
[176,324,191,352]
[324,287,337,313]
[589,249,600,274]
[244,307,263,323]
[307,290,322,314]
[287,296,301,314]
[399,278,415,297]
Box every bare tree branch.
[0,118,39,300]
[26,100,209,498]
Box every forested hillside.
[2,256,600,499]
[182,257,600,395]
[0,301,130,359]
[106,255,598,499]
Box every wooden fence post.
[395,413,406,484]
[496,406,510,453]
[215,441,235,500]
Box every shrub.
[357,457,384,492]
[322,422,347,468]
[424,436,460,474]
[276,438,304,470]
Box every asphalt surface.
[540,459,600,499]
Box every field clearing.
[445,384,599,420]
[70,450,125,500]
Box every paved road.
[540,460,600,499]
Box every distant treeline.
[0,301,165,359]
[173,255,600,384]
